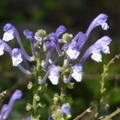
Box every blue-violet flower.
[86,13,109,37]
[66,41,80,60]
[11,48,23,66]
[60,104,71,115]
[0,90,22,120]
[71,64,84,82]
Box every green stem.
[31,56,41,119]
[94,54,120,119]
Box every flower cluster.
[0,13,112,120]
[0,13,111,85]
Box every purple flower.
[66,41,80,60]
[0,40,12,56]
[39,64,60,85]
[60,104,71,115]
[0,90,22,120]
[48,64,60,85]
[2,23,14,42]
[12,48,33,73]
[64,64,83,83]
[80,43,103,64]
[95,36,112,54]
[65,33,87,66]
[23,30,37,58]
[3,23,32,61]
[49,25,66,56]
[55,25,67,38]
[0,40,5,55]
[77,33,88,51]
[42,41,54,67]
[23,30,34,39]
[86,13,109,37]
[11,48,23,66]
[71,64,84,82]
[3,23,14,33]
[0,40,29,74]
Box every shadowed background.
[0,0,120,119]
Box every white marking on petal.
[101,22,109,30]
[12,56,23,66]
[48,74,59,85]
[2,32,14,42]
[66,48,80,60]
[48,65,60,85]
[0,45,4,55]
[91,53,102,62]
[102,45,110,54]
[72,72,83,82]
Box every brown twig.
[73,107,91,120]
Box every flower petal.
[72,64,83,82]
[12,56,23,66]
[91,53,102,62]
[2,32,14,42]
[66,48,80,60]
[12,48,23,66]
[60,104,71,115]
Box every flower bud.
[27,82,33,89]
[26,103,32,111]
[34,94,40,101]
[35,29,46,41]
[62,33,73,43]
[66,82,74,89]
[37,103,46,108]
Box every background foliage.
[0,0,120,119]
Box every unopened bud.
[26,103,32,111]
[38,86,42,91]
[34,94,40,101]
[62,33,73,43]
[37,103,46,108]
[27,82,33,89]
[67,114,72,119]
[36,29,46,38]
[66,82,74,89]
[53,96,58,102]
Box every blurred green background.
[0,0,120,120]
